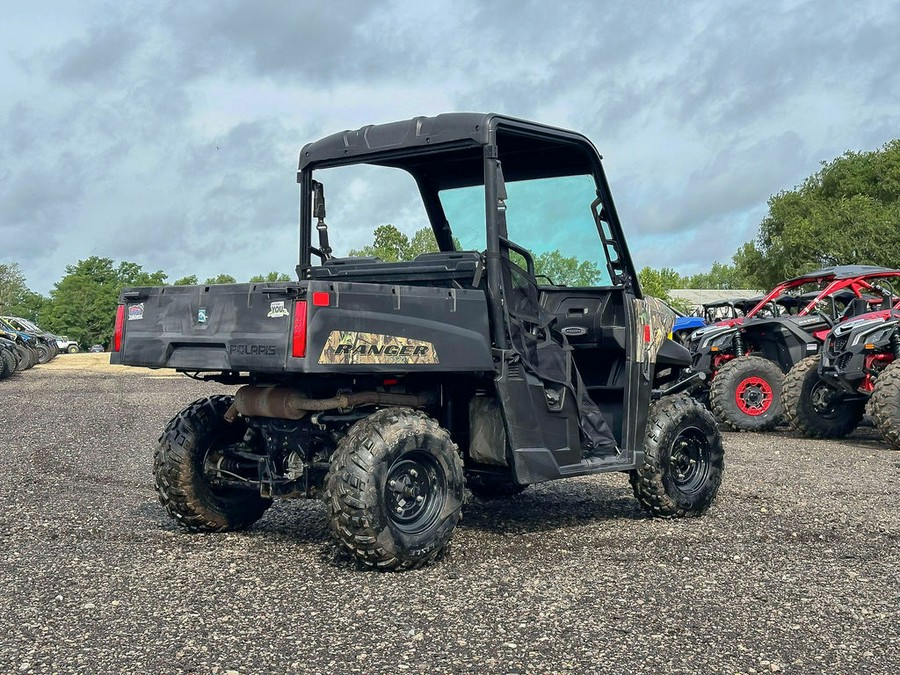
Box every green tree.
[0,262,29,313]
[39,257,167,347]
[348,224,445,262]
[203,274,237,284]
[683,261,752,290]
[3,290,48,323]
[249,271,292,282]
[174,275,198,285]
[637,266,692,311]
[745,139,900,287]
[534,250,601,286]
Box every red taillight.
[292,300,307,357]
[643,324,651,343]
[113,305,125,352]
[312,291,330,307]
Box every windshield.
[441,174,612,286]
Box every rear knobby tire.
[869,361,900,450]
[710,355,784,431]
[782,355,864,438]
[154,395,271,531]
[324,408,464,571]
[630,393,724,518]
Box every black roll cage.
[295,114,641,348]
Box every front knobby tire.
[630,393,724,518]
[154,395,271,531]
[324,408,464,571]
[869,361,900,450]
[783,355,863,438]
[710,355,784,431]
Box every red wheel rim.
[735,376,773,416]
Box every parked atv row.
[683,266,900,433]
[782,303,900,449]
[0,316,63,380]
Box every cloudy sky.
[1,0,898,293]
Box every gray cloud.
[1,0,898,293]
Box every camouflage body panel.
[632,296,676,365]
[318,331,439,365]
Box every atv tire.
[0,349,14,378]
[14,345,32,371]
[630,393,724,518]
[782,355,864,438]
[154,395,272,531]
[35,343,51,364]
[869,361,900,450]
[467,474,528,500]
[710,355,783,431]
[325,408,464,571]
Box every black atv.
[0,316,59,363]
[111,113,724,570]
[782,302,900,444]
[686,267,900,432]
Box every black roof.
[786,265,898,283]
[297,113,602,190]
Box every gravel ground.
[1,365,898,674]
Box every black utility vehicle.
[112,113,724,570]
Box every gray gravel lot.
[1,367,898,674]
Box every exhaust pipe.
[228,385,435,420]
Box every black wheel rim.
[668,426,711,495]
[384,451,446,534]
[810,380,842,419]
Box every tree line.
[1,138,897,346]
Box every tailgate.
[112,283,302,372]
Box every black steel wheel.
[154,395,271,531]
[783,355,864,438]
[325,408,463,571]
[630,393,724,518]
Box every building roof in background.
[669,289,764,308]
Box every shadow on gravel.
[461,482,644,535]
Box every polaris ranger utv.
[686,266,900,432]
[111,113,723,570]
[782,299,900,443]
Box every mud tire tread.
[630,393,724,518]
[154,395,271,531]
[782,355,863,438]
[710,355,784,431]
[324,408,464,571]
[870,360,900,450]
